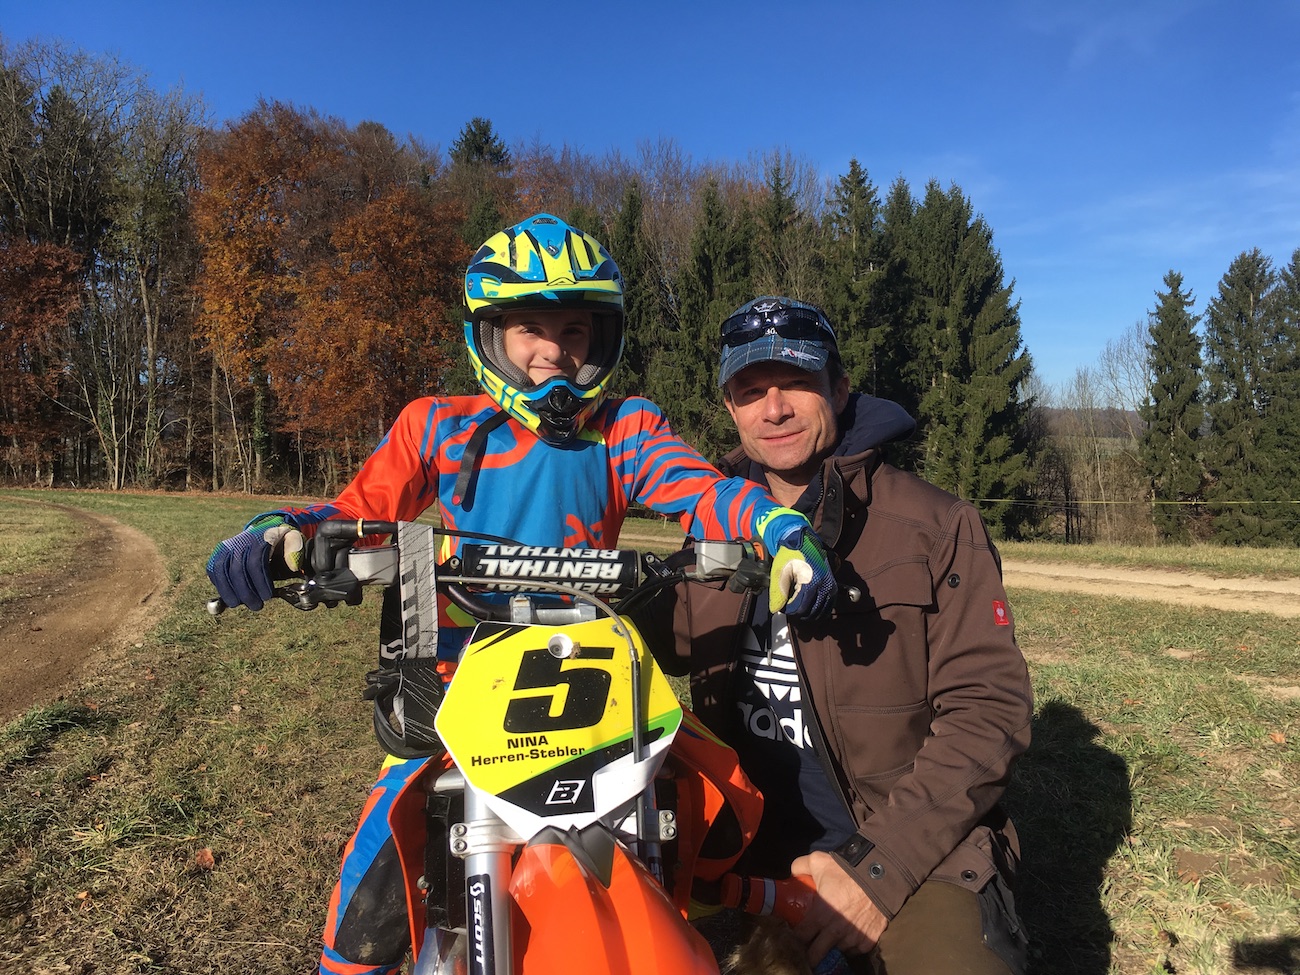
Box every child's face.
[502,310,594,385]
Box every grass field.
[0,489,1296,974]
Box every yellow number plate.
[435,617,682,834]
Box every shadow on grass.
[1005,699,1132,975]
[1233,935,1300,974]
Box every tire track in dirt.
[0,502,168,724]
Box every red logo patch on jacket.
[993,600,1010,626]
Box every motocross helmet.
[463,213,625,444]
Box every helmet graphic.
[464,213,625,443]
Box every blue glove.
[205,513,304,611]
[770,526,838,619]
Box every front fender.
[511,838,719,974]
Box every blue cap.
[717,296,838,387]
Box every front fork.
[455,786,518,975]
[416,769,519,975]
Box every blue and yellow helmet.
[464,213,625,443]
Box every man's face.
[724,361,850,484]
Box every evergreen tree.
[1139,271,1203,541]
[908,181,1035,536]
[461,194,503,253]
[1264,248,1300,541]
[1202,249,1286,544]
[874,177,923,421]
[448,117,513,247]
[608,180,659,396]
[663,180,754,459]
[753,156,819,299]
[449,116,511,169]
[820,159,890,397]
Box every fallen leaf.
[1268,731,1286,744]
[195,848,216,871]
[76,890,90,900]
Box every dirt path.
[1,516,1295,726]
[0,504,168,725]
[1002,559,1300,618]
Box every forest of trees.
[2,38,1297,544]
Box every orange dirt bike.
[209,520,814,974]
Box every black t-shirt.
[729,604,857,876]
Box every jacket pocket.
[854,558,934,612]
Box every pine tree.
[1139,271,1203,541]
[664,180,754,459]
[753,155,819,299]
[1202,249,1285,544]
[448,117,513,247]
[874,177,923,421]
[1264,248,1300,541]
[449,117,511,169]
[608,180,658,396]
[820,159,890,397]
[908,181,1036,536]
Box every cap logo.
[780,347,820,363]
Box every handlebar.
[207,522,771,619]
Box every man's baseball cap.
[717,296,839,387]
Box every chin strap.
[452,410,509,510]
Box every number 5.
[503,647,614,733]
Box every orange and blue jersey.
[269,393,803,656]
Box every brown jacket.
[651,425,1033,919]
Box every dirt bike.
[209,520,815,975]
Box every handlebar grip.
[719,873,817,925]
[316,519,398,540]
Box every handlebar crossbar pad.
[458,544,642,597]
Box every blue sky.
[5,0,1300,394]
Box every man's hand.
[205,513,304,611]
[770,527,837,619]
[790,851,888,964]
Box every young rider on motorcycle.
[205,213,838,975]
